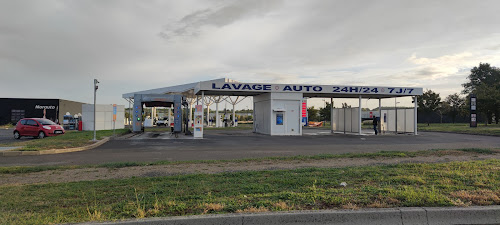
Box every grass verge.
[0,159,499,225]
[418,123,500,136]
[0,123,15,129]
[0,148,497,174]
[0,129,130,151]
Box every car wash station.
[123,78,423,138]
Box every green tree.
[418,89,442,125]
[319,102,333,122]
[307,106,320,122]
[444,93,466,123]
[462,63,500,124]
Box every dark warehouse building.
[0,98,85,125]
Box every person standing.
[373,116,378,135]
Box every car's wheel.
[14,131,21,139]
[38,131,46,139]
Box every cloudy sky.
[1,0,499,109]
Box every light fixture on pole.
[93,79,99,141]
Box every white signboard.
[193,105,203,139]
[196,82,423,96]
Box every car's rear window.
[36,119,56,125]
[20,120,27,125]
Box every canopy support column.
[215,101,220,127]
[414,96,418,135]
[330,98,334,134]
[201,91,205,127]
[207,104,210,126]
[395,98,398,134]
[128,98,132,125]
[378,98,382,135]
[358,95,362,135]
[167,107,171,126]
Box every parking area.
[0,128,31,146]
[1,128,500,167]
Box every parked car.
[13,118,65,139]
[155,117,169,126]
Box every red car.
[13,118,65,139]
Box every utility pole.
[93,79,99,141]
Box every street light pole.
[93,79,99,141]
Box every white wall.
[381,109,415,133]
[272,93,302,136]
[270,100,301,135]
[331,108,360,133]
[253,93,272,135]
[253,93,302,136]
[82,104,125,131]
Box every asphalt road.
[0,128,32,145]
[1,129,500,167]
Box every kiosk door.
[285,103,300,135]
[273,111,285,135]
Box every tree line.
[420,63,500,125]
[307,63,500,125]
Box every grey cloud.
[159,0,283,39]
[380,67,440,81]
[413,67,442,77]
[484,44,500,51]
[259,0,500,66]
[1,0,500,108]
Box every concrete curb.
[420,130,500,137]
[0,137,110,157]
[80,206,500,225]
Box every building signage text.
[205,83,423,96]
[34,105,56,110]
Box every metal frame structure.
[123,78,423,136]
[132,94,183,134]
[194,80,423,136]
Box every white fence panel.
[405,109,414,133]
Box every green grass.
[0,148,497,175]
[418,123,500,136]
[0,123,15,129]
[0,129,130,151]
[1,159,499,224]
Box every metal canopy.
[194,80,424,98]
[123,78,423,99]
[122,78,238,99]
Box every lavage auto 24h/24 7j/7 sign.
[206,83,423,96]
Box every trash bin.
[78,121,83,131]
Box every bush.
[362,120,374,125]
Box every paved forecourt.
[1,129,499,166]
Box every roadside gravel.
[1,150,498,186]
